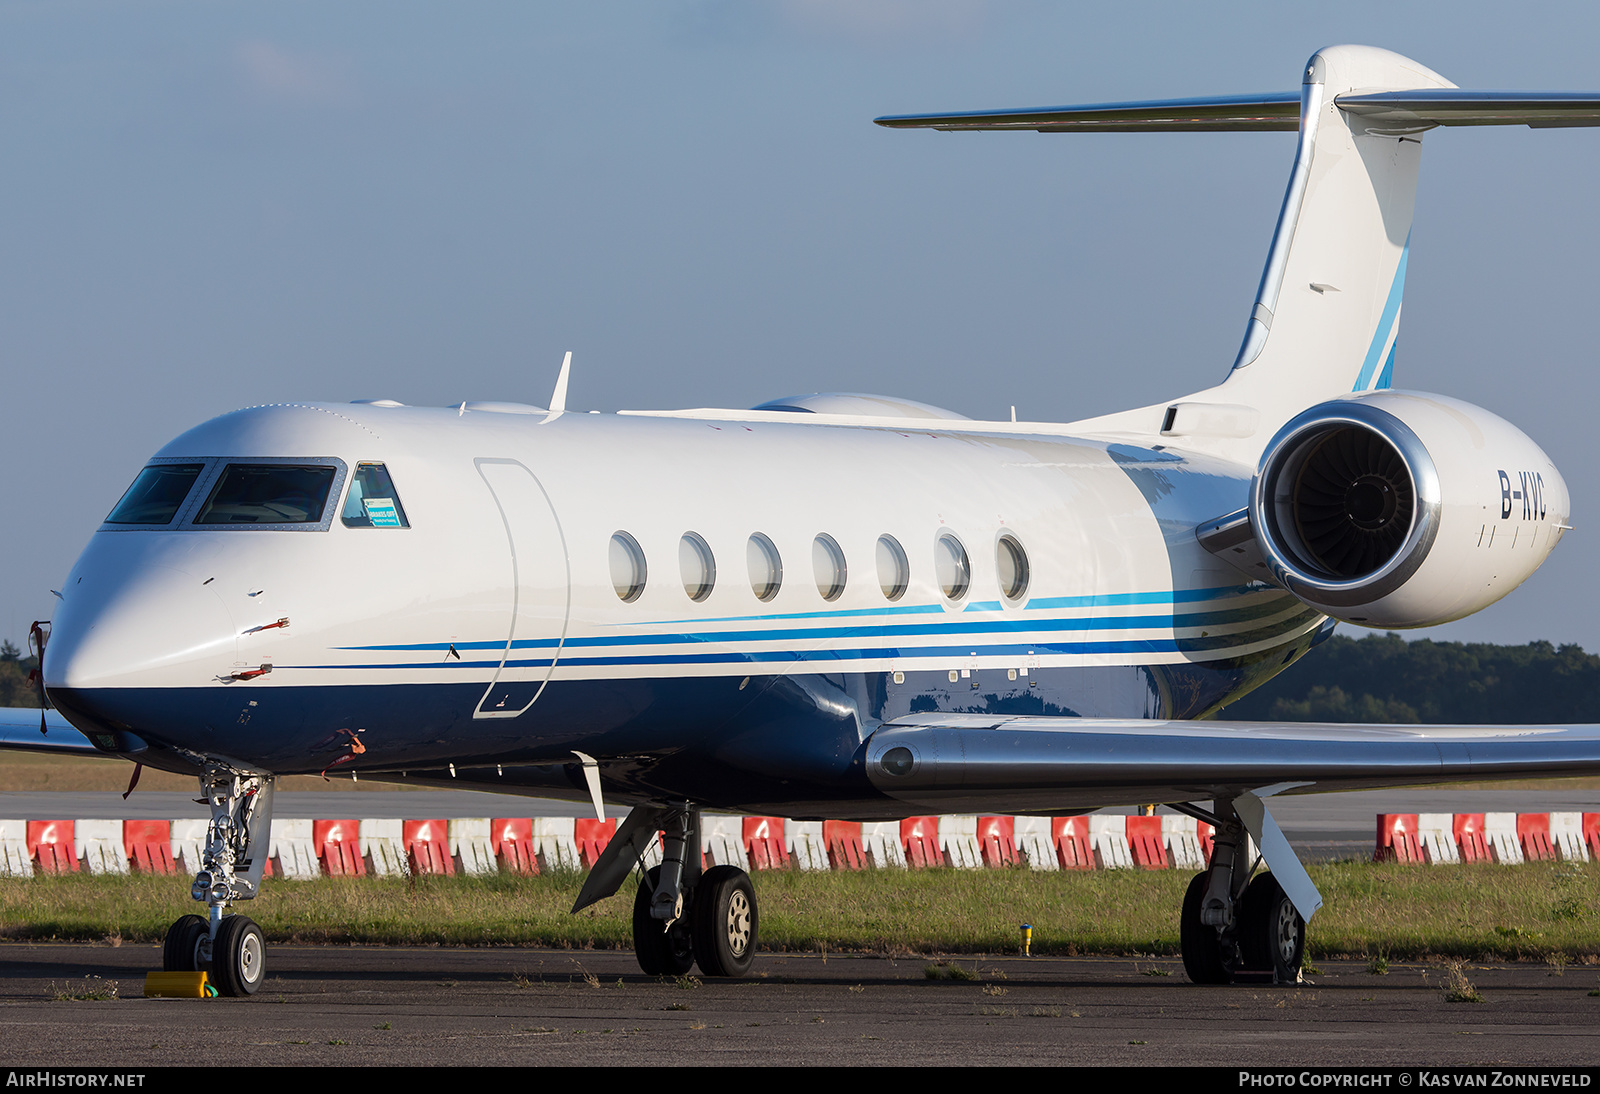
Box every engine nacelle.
[1250,391,1569,628]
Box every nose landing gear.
[160,762,275,996]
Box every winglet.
[542,351,572,424]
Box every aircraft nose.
[45,555,238,691]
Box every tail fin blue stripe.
[1353,237,1409,391]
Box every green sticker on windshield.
[364,498,401,527]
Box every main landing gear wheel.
[209,915,266,997]
[162,914,207,973]
[1179,872,1231,985]
[1239,873,1305,983]
[692,865,757,978]
[633,866,695,976]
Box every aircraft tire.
[1239,873,1304,982]
[632,866,695,977]
[1179,871,1232,985]
[210,915,266,997]
[162,914,207,973]
[691,865,758,978]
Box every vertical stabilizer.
[876,47,1600,459]
[1215,46,1453,428]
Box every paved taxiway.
[1,944,1597,1066]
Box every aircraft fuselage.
[43,400,1325,814]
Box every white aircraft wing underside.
[863,714,1600,814]
[0,706,100,756]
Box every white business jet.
[6,45,1600,994]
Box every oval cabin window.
[996,534,1030,601]
[747,533,783,602]
[610,531,647,602]
[935,533,970,601]
[680,532,716,602]
[876,535,909,601]
[812,534,847,602]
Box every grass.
[49,975,119,1001]
[3,860,1599,960]
[1442,960,1485,1003]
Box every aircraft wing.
[0,706,101,757]
[862,714,1600,815]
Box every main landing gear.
[630,807,759,978]
[161,763,275,997]
[1177,802,1306,986]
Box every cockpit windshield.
[195,464,337,525]
[106,464,205,525]
[340,463,410,528]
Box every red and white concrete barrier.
[0,819,33,878]
[28,820,76,875]
[785,820,827,871]
[404,818,453,876]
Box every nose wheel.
[211,915,267,996]
[162,914,207,973]
[160,913,266,996]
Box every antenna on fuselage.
[542,351,573,424]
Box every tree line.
[1221,632,1600,724]
[0,641,39,708]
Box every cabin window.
[610,531,647,602]
[997,534,1030,601]
[340,463,410,528]
[680,532,716,602]
[935,533,970,600]
[876,535,909,601]
[195,464,337,525]
[106,464,205,525]
[747,533,782,602]
[812,534,847,602]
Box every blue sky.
[4,1,1599,652]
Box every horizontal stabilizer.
[877,89,1600,134]
[874,93,1300,132]
[1337,89,1600,129]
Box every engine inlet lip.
[1251,400,1442,608]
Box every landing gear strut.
[1177,801,1305,986]
[628,804,759,978]
[161,762,275,996]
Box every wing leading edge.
[0,706,102,757]
[862,715,1600,815]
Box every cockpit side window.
[195,464,337,525]
[106,464,205,525]
[340,463,410,528]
